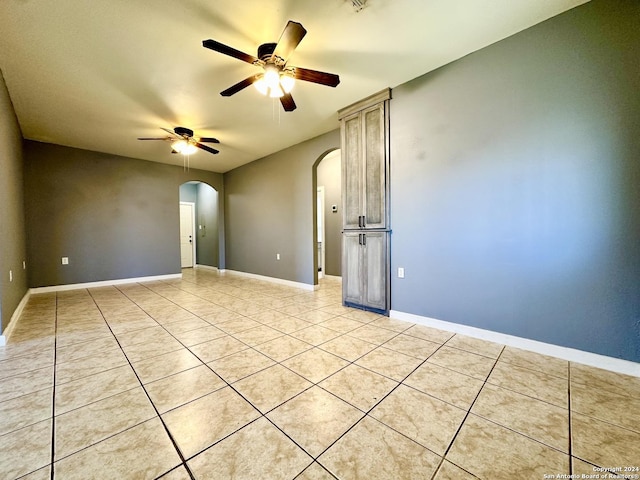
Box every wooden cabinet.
[341,94,389,230]
[339,89,391,314]
[342,231,388,313]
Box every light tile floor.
[1,269,639,479]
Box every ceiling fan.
[203,21,340,112]
[137,127,220,155]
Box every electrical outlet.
[62,257,69,265]
[398,267,405,278]
[276,253,281,260]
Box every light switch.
[398,267,405,278]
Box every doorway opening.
[313,149,342,284]
[317,186,325,278]
[179,181,220,269]
[179,202,195,268]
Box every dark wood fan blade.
[195,142,219,155]
[293,67,340,87]
[221,74,262,96]
[280,93,297,112]
[198,137,220,144]
[202,39,259,64]
[161,127,181,138]
[137,137,168,140]
[272,21,307,63]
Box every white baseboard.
[323,275,342,281]
[0,289,32,345]
[194,264,219,272]
[29,273,183,294]
[390,310,640,378]
[222,269,315,291]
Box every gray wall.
[224,130,340,285]
[24,141,224,287]
[317,150,342,276]
[390,0,640,362]
[0,69,28,333]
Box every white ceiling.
[0,0,588,173]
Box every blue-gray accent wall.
[390,0,640,361]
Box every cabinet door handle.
[362,215,366,228]
[358,215,363,228]
[362,233,366,246]
[358,234,362,245]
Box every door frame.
[312,148,341,285]
[179,201,196,268]
[317,186,326,279]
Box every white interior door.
[179,202,195,268]
[317,187,325,279]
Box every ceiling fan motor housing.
[174,126,194,138]
[258,43,277,61]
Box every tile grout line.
[292,461,339,480]
[431,344,507,480]
[88,287,197,480]
[49,293,59,480]
[306,340,452,473]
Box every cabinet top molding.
[338,88,391,120]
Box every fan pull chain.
[270,97,281,125]
[272,97,276,123]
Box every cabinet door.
[362,103,387,229]
[342,113,362,229]
[363,232,388,311]
[342,233,363,305]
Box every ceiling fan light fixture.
[171,139,187,153]
[280,74,295,93]
[171,139,197,155]
[264,66,281,89]
[253,75,268,95]
[269,85,284,98]
[182,143,198,155]
[254,70,287,98]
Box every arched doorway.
[179,181,220,269]
[313,149,342,283]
